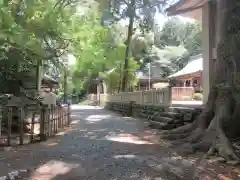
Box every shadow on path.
[0,105,230,179]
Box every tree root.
[161,86,240,163]
[160,121,198,135]
[160,89,216,136]
[170,128,205,146]
[160,131,192,140]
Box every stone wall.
[105,101,167,118]
[103,87,203,129]
[105,101,203,130]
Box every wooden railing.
[0,104,70,146]
[172,87,195,100]
[88,87,172,106]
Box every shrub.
[193,93,203,100]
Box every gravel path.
[0,105,232,180]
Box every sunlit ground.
[71,114,112,125]
[105,133,153,144]
[85,114,111,122]
[29,160,83,180]
[71,105,103,110]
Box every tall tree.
[99,0,167,91]
[160,0,240,163]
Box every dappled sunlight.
[70,114,79,118]
[105,133,153,144]
[85,114,112,122]
[55,131,68,136]
[46,142,59,147]
[40,139,61,147]
[113,154,137,159]
[122,116,137,121]
[70,119,80,124]
[29,160,82,180]
[71,105,103,110]
[92,128,108,132]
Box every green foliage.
[154,18,202,56]
[192,93,203,101]
[0,0,75,88]
[97,0,167,30]
[70,11,131,92]
[100,57,139,92]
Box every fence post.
[139,91,143,104]
[168,85,172,106]
[30,112,36,143]
[128,101,136,117]
[47,107,51,136]
[152,90,155,105]
[67,103,71,125]
[7,107,12,146]
[40,106,46,141]
[0,108,2,137]
[19,108,24,145]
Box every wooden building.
[136,75,168,90]
[166,0,218,104]
[169,54,203,100]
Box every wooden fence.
[88,87,172,106]
[0,104,70,146]
[172,87,195,100]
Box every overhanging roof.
[166,0,210,20]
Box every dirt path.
[0,105,239,179]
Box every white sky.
[119,13,195,28]
[67,54,77,66]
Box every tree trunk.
[160,0,240,163]
[121,0,135,92]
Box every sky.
[119,13,195,29]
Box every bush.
[192,93,203,100]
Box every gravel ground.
[0,105,237,180]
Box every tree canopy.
[0,0,202,95]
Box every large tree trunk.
[160,0,240,163]
[121,0,135,92]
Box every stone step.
[158,111,181,118]
[168,106,196,112]
[148,120,176,130]
[148,120,166,127]
[152,116,174,124]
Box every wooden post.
[19,108,24,145]
[67,103,70,125]
[0,108,2,137]
[40,106,46,141]
[30,112,36,143]
[63,67,67,104]
[60,107,62,127]
[168,85,172,106]
[7,108,12,146]
[56,106,59,131]
[54,106,57,133]
[47,107,51,136]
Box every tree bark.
[121,0,135,92]
[160,0,240,163]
